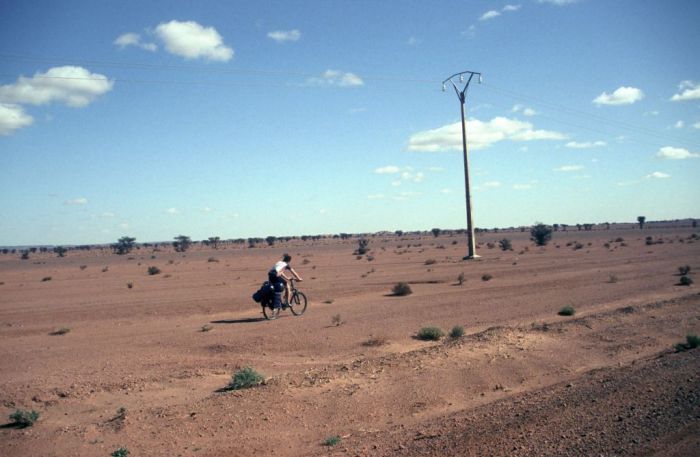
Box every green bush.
[147,266,161,275]
[558,305,576,316]
[449,326,465,338]
[481,273,492,281]
[530,223,553,246]
[392,282,412,296]
[498,238,513,251]
[417,326,445,341]
[111,448,130,457]
[228,367,264,390]
[678,265,691,275]
[9,409,39,427]
[679,276,693,286]
[675,334,700,352]
[323,435,341,446]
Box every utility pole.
[442,71,482,260]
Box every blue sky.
[1,0,699,246]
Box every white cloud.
[267,29,301,43]
[646,171,670,179]
[565,140,606,149]
[155,20,233,61]
[65,197,88,205]
[166,207,179,214]
[440,188,453,194]
[694,122,700,129]
[392,191,422,201]
[374,165,400,174]
[0,66,114,108]
[674,120,684,129]
[307,70,364,87]
[503,5,522,12]
[482,181,501,188]
[655,146,699,160]
[554,165,584,172]
[0,103,33,135]
[114,32,157,51]
[671,80,700,101]
[407,36,421,46]
[593,86,644,106]
[119,223,130,229]
[202,207,212,213]
[512,104,536,116]
[407,116,566,152]
[513,183,533,190]
[480,10,501,20]
[461,25,477,39]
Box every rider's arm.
[289,267,303,281]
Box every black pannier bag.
[252,281,275,304]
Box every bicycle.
[262,278,307,320]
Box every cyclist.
[268,253,303,306]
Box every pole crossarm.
[442,69,482,260]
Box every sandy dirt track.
[1,227,698,456]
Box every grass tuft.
[481,273,492,281]
[50,327,71,335]
[678,265,691,275]
[449,325,465,338]
[228,367,264,390]
[392,282,412,296]
[417,326,445,341]
[323,435,341,446]
[147,266,161,275]
[9,409,39,428]
[675,334,700,352]
[679,275,693,286]
[362,336,388,347]
[201,324,213,332]
[558,305,576,316]
[111,448,130,457]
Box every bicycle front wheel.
[263,304,280,320]
[289,291,307,316]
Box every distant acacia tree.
[208,236,220,249]
[20,250,29,260]
[431,228,441,238]
[173,235,191,252]
[53,246,67,257]
[265,236,276,246]
[355,238,369,255]
[395,230,403,237]
[530,223,553,246]
[637,216,646,229]
[112,236,136,255]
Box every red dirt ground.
[1,227,698,456]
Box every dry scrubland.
[1,227,699,456]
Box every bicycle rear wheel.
[262,303,280,320]
[289,291,307,316]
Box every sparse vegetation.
[424,258,437,265]
[362,336,388,347]
[417,326,445,341]
[323,435,341,446]
[498,238,513,251]
[172,235,191,252]
[79,265,87,270]
[679,275,693,286]
[674,334,700,352]
[457,272,465,286]
[50,327,70,335]
[331,314,342,326]
[9,409,39,427]
[111,447,130,457]
[53,246,67,257]
[637,216,646,229]
[608,274,618,283]
[147,266,161,275]
[481,273,492,281]
[530,223,553,246]
[112,236,136,255]
[392,282,412,296]
[207,257,219,263]
[558,305,576,316]
[449,325,465,338]
[678,265,691,276]
[201,324,213,332]
[41,276,52,282]
[127,282,133,289]
[228,367,264,390]
[355,238,369,255]
[323,299,334,304]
